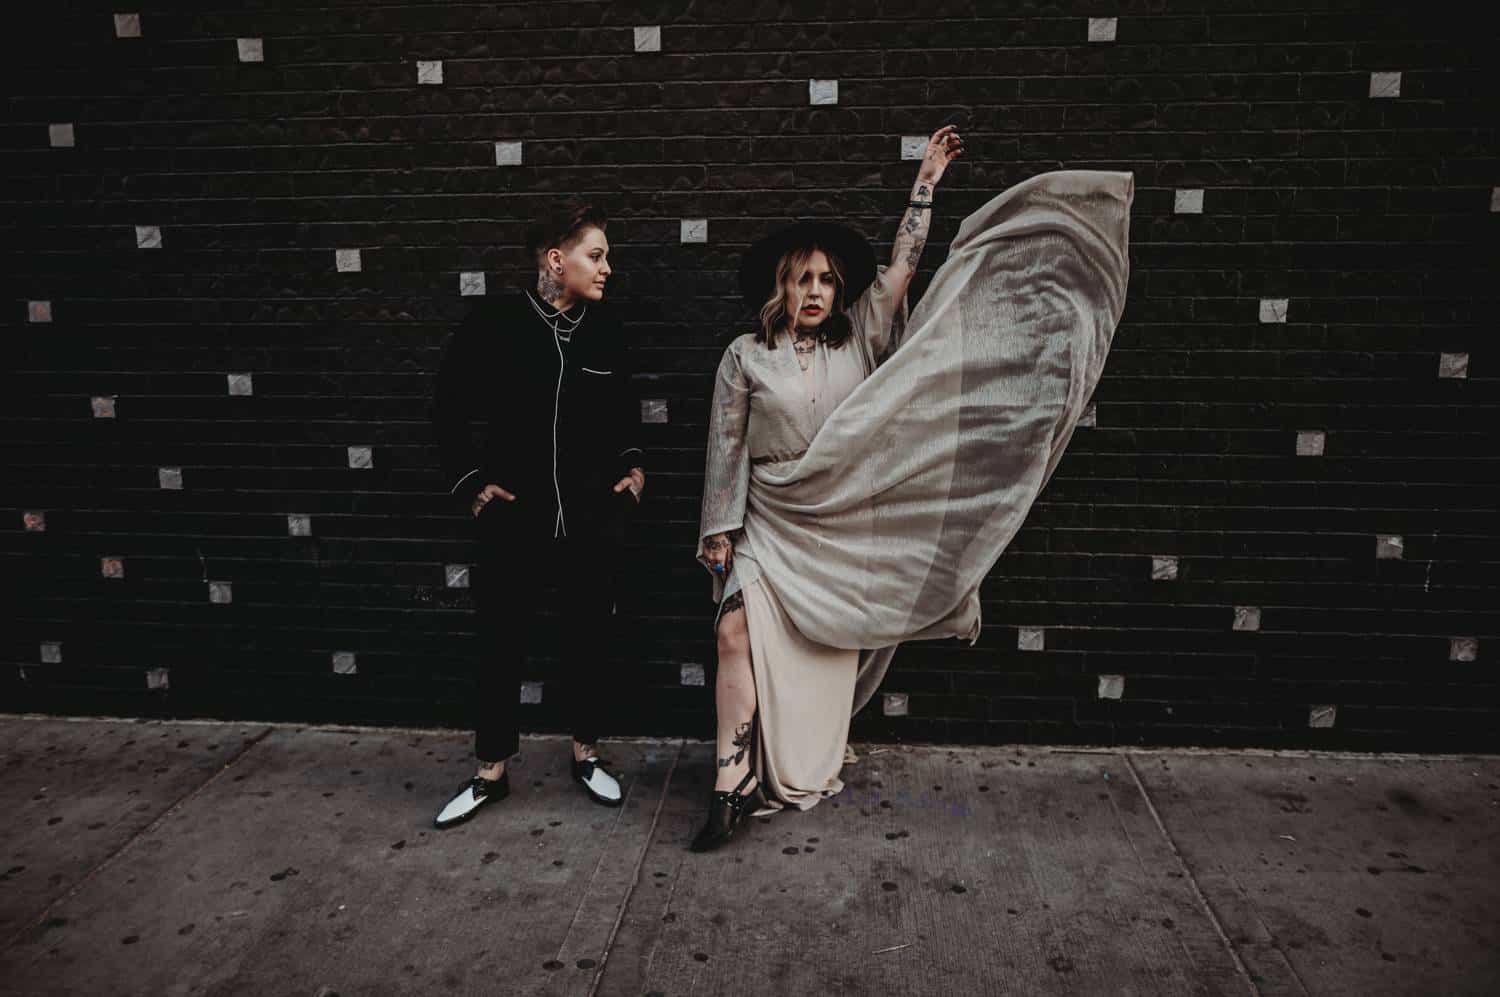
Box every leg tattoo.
[718,721,752,768]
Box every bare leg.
[477,759,506,780]
[713,591,759,793]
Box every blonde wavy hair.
[755,243,853,348]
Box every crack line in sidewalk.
[1122,753,1265,997]
[544,739,682,996]
[585,738,682,997]
[1,723,275,954]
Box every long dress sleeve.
[698,343,751,543]
[433,317,486,499]
[845,264,911,375]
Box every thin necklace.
[526,290,587,341]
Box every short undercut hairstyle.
[525,202,608,270]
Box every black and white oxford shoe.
[433,771,510,829]
[571,755,624,807]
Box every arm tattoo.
[718,720,753,768]
[893,182,933,271]
[537,268,565,305]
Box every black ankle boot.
[689,768,770,853]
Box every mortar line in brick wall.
[1122,753,1267,997]
[0,722,275,955]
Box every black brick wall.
[5,2,1497,751]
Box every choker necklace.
[526,290,587,341]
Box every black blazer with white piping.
[433,291,645,536]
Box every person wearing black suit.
[432,203,645,828]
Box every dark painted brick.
[5,3,1496,751]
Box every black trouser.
[471,494,624,764]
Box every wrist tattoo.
[894,180,932,269]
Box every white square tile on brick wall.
[1308,704,1337,728]
[1491,187,1500,212]
[208,581,233,604]
[1258,298,1288,323]
[1438,352,1468,379]
[1368,71,1401,98]
[1174,189,1204,214]
[1296,431,1326,456]
[680,663,705,686]
[520,681,543,704]
[101,557,125,579]
[495,141,523,166]
[1449,637,1478,662]
[1151,555,1179,581]
[287,514,312,537]
[1375,534,1404,559]
[634,25,661,52]
[40,642,63,664]
[883,692,909,716]
[28,300,52,323]
[332,651,357,675]
[347,446,373,469]
[417,60,444,85]
[114,13,141,38]
[1017,628,1045,651]
[158,467,183,490]
[237,38,264,62]
[1097,674,1125,700]
[24,511,47,532]
[227,373,253,396]
[901,136,928,160]
[444,564,470,589]
[809,79,839,105]
[49,123,75,148]
[1232,606,1262,631]
[335,248,362,272]
[680,219,708,244]
[641,399,669,423]
[1088,18,1118,43]
[146,667,169,690]
[92,396,117,418]
[135,225,162,249]
[459,272,486,296]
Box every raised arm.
[883,125,964,304]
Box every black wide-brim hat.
[738,221,878,312]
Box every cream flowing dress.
[697,170,1135,811]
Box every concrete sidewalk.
[0,716,1495,996]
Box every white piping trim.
[449,467,483,496]
[551,327,567,539]
[579,367,613,375]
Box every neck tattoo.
[792,328,818,371]
[536,270,570,310]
